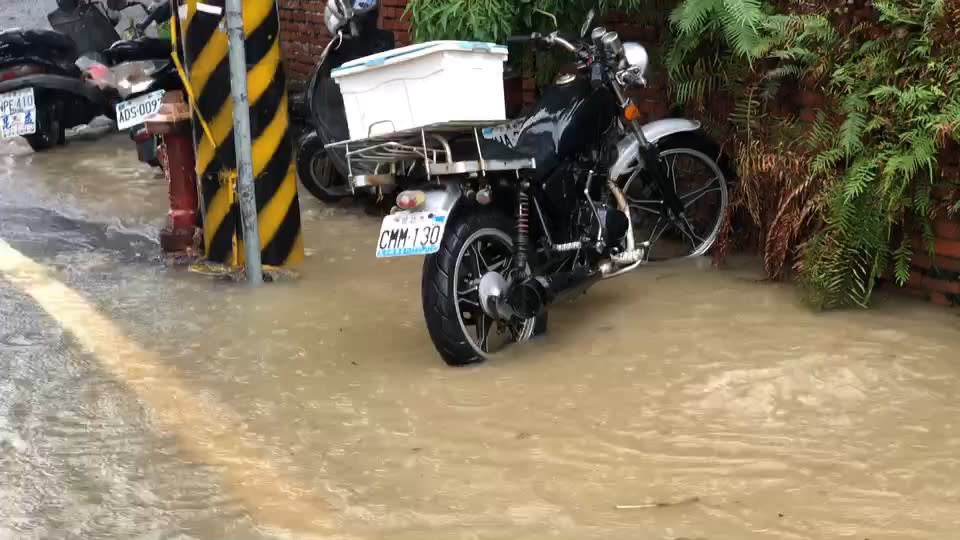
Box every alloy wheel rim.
[452,228,536,358]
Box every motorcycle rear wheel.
[295,131,349,203]
[422,210,544,366]
[24,101,65,152]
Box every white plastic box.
[331,41,509,140]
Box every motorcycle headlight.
[623,42,649,75]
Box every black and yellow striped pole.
[181,0,304,270]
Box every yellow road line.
[0,238,333,536]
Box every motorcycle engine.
[570,201,629,250]
[543,161,629,249]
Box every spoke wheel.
[624,143,728,260]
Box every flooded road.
[2,131,960,539]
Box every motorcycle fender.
[609,118,701,179]
[418,183,463,217]
[389,182,463,219]
[0,74,107,106]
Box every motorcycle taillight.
[131,126,151,142]
[0,64,44,81]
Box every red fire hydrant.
[146,91,200,255]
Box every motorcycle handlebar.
[135,2,170,34]
[507,33,584,58]
[507,33,537,44]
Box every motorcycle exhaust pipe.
[488,267,598,320]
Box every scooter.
[295,0,395,203]
[96,0,179,168]
[0,0,115,151]
[53,0,180,167]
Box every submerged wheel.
[422,210,543,367]
[296,131,349,203]
[623,134,730,260]
[24,101,65,152]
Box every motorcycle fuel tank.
[512,74,617,179]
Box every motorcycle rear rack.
[324,121,536,181]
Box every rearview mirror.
[533,8,558,30]
[580,7,596,38]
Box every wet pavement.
[2,129,960,540]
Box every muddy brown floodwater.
[2,132,960,540]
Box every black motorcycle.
[0,0,116,151]
[295,0,394,202]
[329,8,733,366]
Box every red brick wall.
[902,172,960,307]
[378,0,411,46]
[277,0,412,90]
[278,0,331,90]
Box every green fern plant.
[405,0,658,43]
[670,0,957,308]
[796,0,957,308]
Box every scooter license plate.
[0,88,37,139]
[115,90,165,131]
[376,210,449,258]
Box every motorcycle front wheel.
[623,133,731,261]
[422,209,544,366]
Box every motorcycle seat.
[104,38,172,64]
[447,135,535,164]
[0,29,77,57]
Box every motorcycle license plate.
[376,210,448,258]
[115,90,165,131]
[0,88,37,139]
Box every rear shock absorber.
[514,184,530,272]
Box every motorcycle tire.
[295,131,349,203]
[422,209,546,367]
[24,101,65,152]
[626,132,733,260]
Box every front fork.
[610,83,696,241]
[637,144,694,237]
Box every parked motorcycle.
[330,8,732,366]
[295,0,395,202]
[0,0,116,151]
[60,0,179,167]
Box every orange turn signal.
[623,103,641,122]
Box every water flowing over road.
[2,131,960,539]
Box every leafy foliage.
[673,0,960,308]
[405,0,654,43]
[794,0,958,308]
